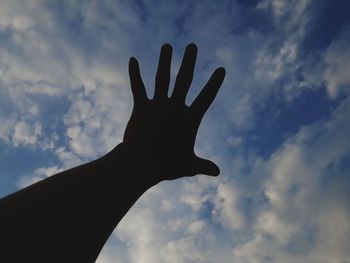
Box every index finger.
[190,67,225,118]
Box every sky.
[0,0,350,262]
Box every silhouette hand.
[0,44,224,262]
[121,43,225,182]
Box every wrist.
[99,143,161,189]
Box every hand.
[121,43,225,182]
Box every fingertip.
[161,44,173,58]
[129,57,138,68]
[211,164,220,176]
[187,43,198,52]
[195,158,220,177]
[216,67,226,77]
[218,67,226,73]
[162,43,173,51]
[204,160,220,176]
[204,166,220,177]
[211,68,226,88]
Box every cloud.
[61,82,130,165]
[0,118,15,144]
[0,1,349,262]
[97,179,235,263]
[0,0,42,31]
[232,96,350,262]
[17,165,63,188]
[1,0,131,168]
[213,183,244,230]
[323,30,350,98]
[12,120,42,147]
[97,87,350,263]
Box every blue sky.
[1,0,350,262]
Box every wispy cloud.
[1,0,349,262]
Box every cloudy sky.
[1,0,350,262]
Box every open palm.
[122,43,225,182]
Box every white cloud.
[258,0,310,22]
[54,146,83,169]
[323,31,350,98]
[0,0,41,31]
[61,84,130,165]
[255,40,299,83]
[213,183,244,230]
[303,28,350,99]
[226,136,243,147]
[97,97,350,263]
[232,97,350,262]
[17,165,63,188]
[1,0,131,171]
[12,120,42,147]
[0,1,349,263]
[187,219,206,234]
[0,117,15,144]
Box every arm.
[0,43,225,262]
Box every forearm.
[0,143,154,262]
[0,43,224,262]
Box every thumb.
[192,156,220,176]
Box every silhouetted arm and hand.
[0,44,225,262]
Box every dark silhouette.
[0,43,225,262]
